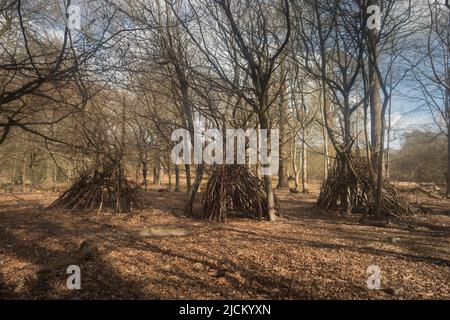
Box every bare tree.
[0,0,119,146]
[411,0,450,196]
[176,0,291,220]
[293,0,366,214]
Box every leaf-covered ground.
[0,186,449,299]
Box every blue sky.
[389,89,438,149]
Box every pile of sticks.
[48,164,140,213]
[202,165,280,222]
[318,155,418,218]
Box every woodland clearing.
[0,183,448,300]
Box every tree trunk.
[370,61,382,171]
[447,124,450,198]
[29,163,35,193]
[263,174,276,221]
[152,160,158,184]
[343,95,353,216]
[369,26,382,171]
[53,162,58,192]
[259,111,277,221]
[175,164,180,192]
[175,61,196,193]
[343,158,352,216]
[445,2,450,198]
[277,71,289,189]
[159,166,163,186]
[21,152,27,193]
[277,158,289,189]
[301,135,308,194]
[142,161,148,190]
[185,164,204,216]
[321,94,329,182]
[446,26,450,197]
[446,71,450,197]
[168,165,172,191]
[292,138,299,191]
[185,164,191,191]
[10,158,16,184]
[385,97,392,179]
[375,113,387,219]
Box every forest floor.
[0,183,449,299]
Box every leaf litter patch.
[138,226,192,237]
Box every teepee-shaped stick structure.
[49,163,140,214]
[202,165,281,222]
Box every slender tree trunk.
[386,81,392,180]
[446,20,450,197]
[375,112,387,219]
[185,164,204,216]
[152,160,158,184]
[343,96,353,216]
[368,26,384,218]
[446,69,450,197]
[21,150,27,193]
[277,71,289,189]
[369,26,382,178]
[301,131,308,194]
[370,60,382,171]
[445,1,450,198]
[159,165,163,186]
[29,162,35,193]
[345,170,352,214]
[185,164,191,191]
[447,122,450,198]
[10,159,16,184]
[175,164,180,192]
[176,63,196,193]
[321,92,329,181]
[53,162,58,192]
[142,161,148,190]
[255,123,260,179]
[259,111,276,221]
[292,138,299,191]
[168,165,172,191]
